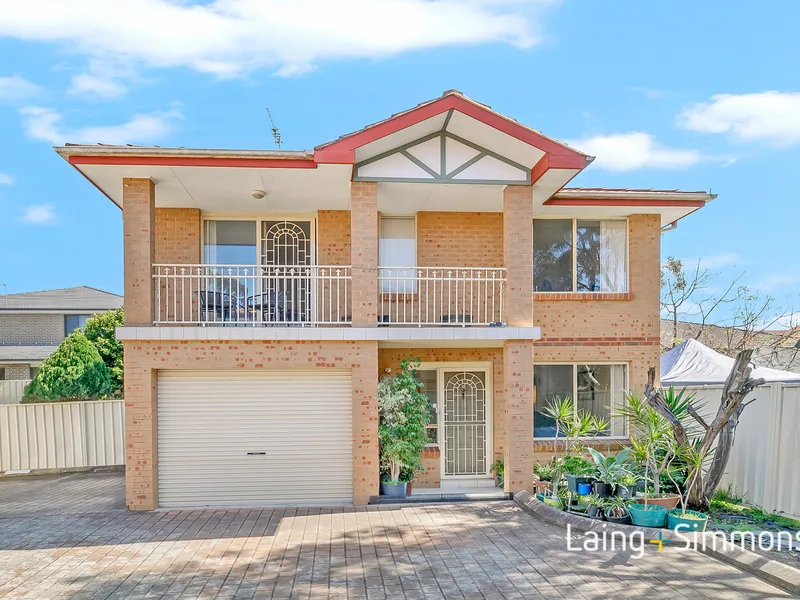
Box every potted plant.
[533,463,555,495]
[604,496,632,525]
[616,473,639,498]
[618,394,681,510]
[491,458,504,488]
[585,493,605,519]
[628,503,667,527]
[587,448,631,498]
[562,455,596,494]
[378,359,431,498]
[665,443,710,532]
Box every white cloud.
[566,132,702,172]
[69,73,127,99]
[19,106,182,144]
[0,173,13,185]
[0,0,553,79]
[0,74,41,102]
[751,273,797,293]
[679,91,800,146]
[19,204,57,225]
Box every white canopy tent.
[660,339,800,386]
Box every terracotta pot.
[406,482,413,495]
[535,480,551,495]
[641,494,681,509]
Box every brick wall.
[416,212,503,268]
[350,182,378,327]
[318,210,351,266]
[124,340,379,510]
[0,314,65,345]
[123,178,155,326]
[378,348,504,488]
[155,208,201,264]
[3,364,31,380]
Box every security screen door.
[442,370,487,476]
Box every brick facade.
[124,340,379,510]
[123,179,155,326]
[318,210,351,266]
[350,182,379,327]
[0,314,65,346]
[417,212,503,268]
[155,208,201,264]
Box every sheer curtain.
[610,364,627,436]
[380,217,416,293]
[599,220,627,292]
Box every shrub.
[83,307,124,397]
[378,358,430,483]
[22,331,114,403]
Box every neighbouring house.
[0,286,123,403]
[660,318,800,373]
[56,90,713,510]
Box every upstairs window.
[379,216,416,293]
[65,314,92,336]
[533,219,627,293]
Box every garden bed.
[706,491,800,570]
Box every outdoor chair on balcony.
[247,291,308,325]
[196,290,240,323]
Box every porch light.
[251,189,266,200]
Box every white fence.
[154,264,352,326]
[682,383,800,519]
[378,267,506,326]
[0,400,125,471]
[0,379,30,404]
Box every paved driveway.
[0,473,791,599]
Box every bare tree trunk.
[643,351,765,511]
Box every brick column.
[124,349,158,510]
[352,342,379,504]
[350,182,378,327]
[503,185,533,326]
[504,339,534,494]
[123,178,155,326]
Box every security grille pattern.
[261,221,312,323]
[443,371,487,476]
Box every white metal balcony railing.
[154,264,351,326]
[378,267,506,326]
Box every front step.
[370,487,510,505]
[438,477,497,489]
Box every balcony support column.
[503,185,533,327]
[123,178,156,326]
[350,182,379,327]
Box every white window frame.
[533,362,629,440]
[378,214,418,293]
[533,217,629,294]
[200,213,318,267]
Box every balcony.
[153,264,506,327]
[378,267,505,326]
[154,264,352,326]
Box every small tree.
[83,307,124,397]
[22,331,114,403]
[377,359,430,484]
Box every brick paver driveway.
[0,473,791,599]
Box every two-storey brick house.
[57,91,711,510]
[0,286,123,402]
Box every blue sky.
[0,0,798,325]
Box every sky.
[0,0,798,325]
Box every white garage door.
[157,370,353,508]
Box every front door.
[442,370,488,477]
[260,220,313,323]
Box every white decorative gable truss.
[354,112,531,185]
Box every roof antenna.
[266,108,282,150]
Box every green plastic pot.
[628,503,667,527]
[667,509,708,532]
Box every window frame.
[200,213,318,267]
[533,217,629,294]
[378,214,418,294]
[533,362,629,440]
[64,314,93,336]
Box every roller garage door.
[157,370,353,508]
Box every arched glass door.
[259,220,313,323]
